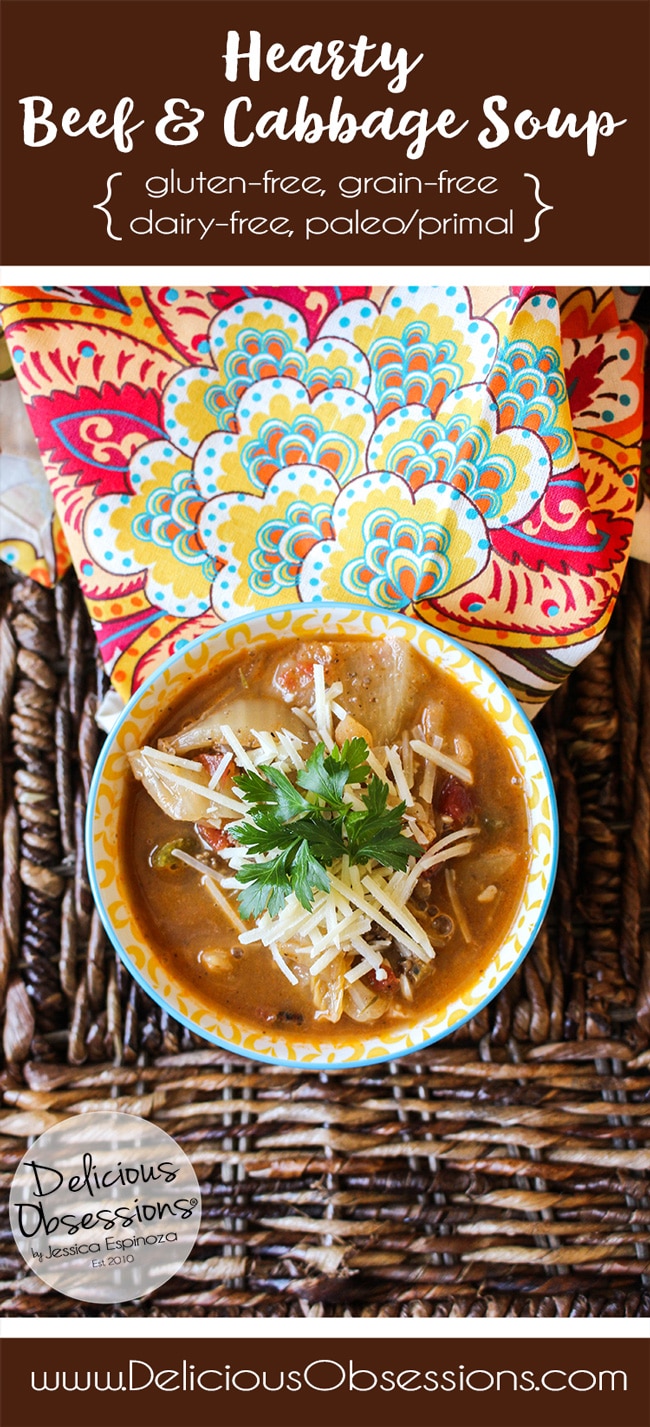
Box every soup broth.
[121,636,530,1039]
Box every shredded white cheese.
[312,662,332,747]
[419,759,435,806]
[366,749,390,785]
[385,745,414,807]
[345,958,376,985]
[219,724,256,773]
[292,705,318,732]
[327,871,431,962]
[145,747,203,771]
[252,730,278,763]
[171,850,245,932]
[277,730,305,770]
[309,910,363,971]
[309,944,343,977]
[405,816,429,847]
[410,738,474,785]
[341,786,365,811]
[347,935,386,976]
[360,875,433,957]
[401,730,415,789]
[240,892,330,948]
[396,830,479,904]
[208,752,232,789]
[142,760,244,814]
[433,824,482,854]
[348,862,362,894]
[270,943,299,985]
[445,866,472,943]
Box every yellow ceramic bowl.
[86,602,558,1068]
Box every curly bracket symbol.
[94,172,123,241]
[523,173,553,243]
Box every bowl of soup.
[86,602,558,1068]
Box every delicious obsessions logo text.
[12,1151,196,1242]
[9,1113,201,1303]
[18,28,626,161]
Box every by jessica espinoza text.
[96,167,552,244]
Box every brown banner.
[1,0,648,265]
[1,1336,648,1427]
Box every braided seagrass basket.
[0,561,648,1317]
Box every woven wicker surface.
[0,563,648,1318]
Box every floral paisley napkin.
[0,325,70,586]
[0,284,645,715]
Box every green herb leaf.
[234,764,311,822]
[335,737,373,783]
[297,744,348,807]
[234,737,418,918]
[285,815,347,865]
[231,811,344,864]
[345,779,419,869]
[291,841,331,911]
[297,738,371,808]
[236,853,293,920]
[230,817,295,856]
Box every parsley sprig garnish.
[231,737,418,920]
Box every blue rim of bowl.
[85,600,560,1072]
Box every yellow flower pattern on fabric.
[160,298,373,455]
[367,385,552,527]
[298,473,489,607]
[319,286,499,420]
[209,296,371,404]
[0,538,53,587]
[488,291,578,474]
[85,442,218,617]
[163,366,235,451]
[199,466,339,617]
[193,378,375,497]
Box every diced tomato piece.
[274,661,315,697]
[368,963,399,993]
[198,752,231,779]
[197,823,234,854]
[437,775,476,828]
